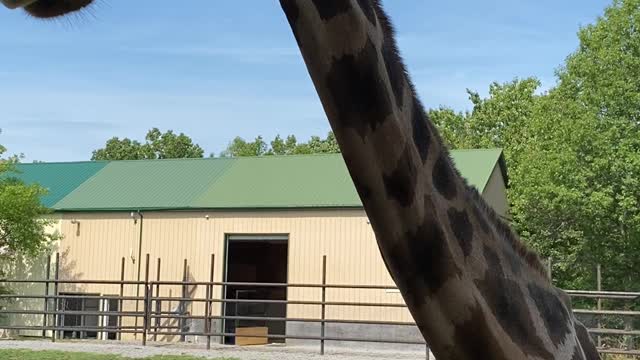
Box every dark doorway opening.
[223,235,288,345]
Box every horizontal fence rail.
[0,253,638,359]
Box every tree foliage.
[219,132,339,157]
[91,128,204,160]
[430,0,640,292]
[0,143,58,297]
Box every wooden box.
[236,326,269,346]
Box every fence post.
[118,257,125,341]
[180,259,188,342]
[320,255,327,355]
[596,264,602,348]
[154,257,161,342]
[42,254,51,339]
[206,254,215,350]
[546,257,552,280]
[142,254,150,346]
[52,252,60,343]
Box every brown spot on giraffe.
[410,195,463,295]
[383,146,417,207]
[325,37,393,140]
[432,153,458,200]
[411,97,431,163]
[527,282,572,346]
[310,0,351,21]
[447,207,474,257]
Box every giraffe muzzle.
[1,0,38,9]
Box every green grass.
[0,349,238,360]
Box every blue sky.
[1,0,609,162]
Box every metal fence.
[0,253,638,358]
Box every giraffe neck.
[279,1,599,359]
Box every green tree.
[219,136,268,157]
[91,128,204,160]
[430,77,542,168]
[269,135,300,155]
[91,138,148,160]
[0,143,58,296]
[557,0,640,124]
[429,0,640,293]
[220,132,339,157]
[518,0,640,292]
[303,132,340,154]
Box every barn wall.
[49,209,411,341]
[9,174,507,343]
[481,164,509,218]
[4,215,61,337]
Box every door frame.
[221,233,290,344]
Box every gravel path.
[0,339,433,360]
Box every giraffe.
[2,1,601,359]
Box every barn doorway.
[222,234,288,345]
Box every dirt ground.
[0,339,434,360]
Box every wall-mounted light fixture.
[130,211,139,224]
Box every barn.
[6,149,508,347]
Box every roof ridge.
[449,147,503,153]
[24,148,501,165]
[16,160,110,166]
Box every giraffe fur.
[2,0,600,359]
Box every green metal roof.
[192,155,361,209]
[9,161,107,208]
[449,148,508,192]
[54,158,235,211]
[9,149,505,211]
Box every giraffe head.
[1,0,93,18]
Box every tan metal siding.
[52,210,413,330]
[481,164,509,218]
[6,215,61,337]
